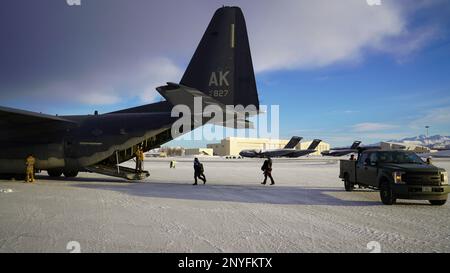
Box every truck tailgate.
[340,160,357,182]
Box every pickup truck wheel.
[380,181,396,205]
[429,199,447,206]
[344,175,354,192]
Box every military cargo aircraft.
[321,141,361,157]
[239,138,322,158]
[0,6,259,180]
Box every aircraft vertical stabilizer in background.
[284,136,303,149]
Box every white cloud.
[137,58,183,103]
[245,0,435,72]
[412,107,450,126]
[79,93,121,105]
[34,57,182,106]
[352,122,397,132]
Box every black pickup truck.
[339,150,449,205]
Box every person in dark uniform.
[261,157,275,185]
[350,154,356,161]
[193,158,206,185]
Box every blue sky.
[1,0,450,147]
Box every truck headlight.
[393,171,405,184]
[441,172,448,185]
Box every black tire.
[63,170,79,178]
[344,174,354,192]
[47,169,63,177]
[429,199,447,206]
[380,180,396,205]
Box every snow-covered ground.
[0,157,449,253]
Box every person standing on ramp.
[135,146,144,173]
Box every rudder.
[284,136,302,149]
[180,6,259,110]
[350,141,362,149]
[308,139,322,150]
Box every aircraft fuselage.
[0,110,176,173]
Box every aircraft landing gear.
[63,170,79,178]
[47,169,63,177]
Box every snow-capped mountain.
[387,135,450,149]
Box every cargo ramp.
[85,164,149,181]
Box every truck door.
[356,152,378,186]
[356,152,369,185]
[364,152,379,187]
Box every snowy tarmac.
[1,157,449,253]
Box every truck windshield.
[376,151,424,164]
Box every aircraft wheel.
[47,169,63,177]
[63,170,79,178]
[429,199,447,206]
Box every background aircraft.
[419,149,450,159]
[239,138,322,158]
[321,141,361,157]
[0,6,259,180]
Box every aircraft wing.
[288,150,315,158]
[261,149,294,158]
[0,106,77,129]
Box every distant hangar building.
[185,148,214,156]
[207,137,330,156]
[380,142,430,153]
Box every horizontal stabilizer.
[157,82,225,110]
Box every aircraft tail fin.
[179,6,259,110]
[308,139,322,150]
[284,136,302,149]
[350,141,362,149]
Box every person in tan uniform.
[135,147,141,173]
[25,154,36,183]
[139,148,145,171]
[135,146,145,172]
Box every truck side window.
[359,153,369,166]
[370,153,378,166]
